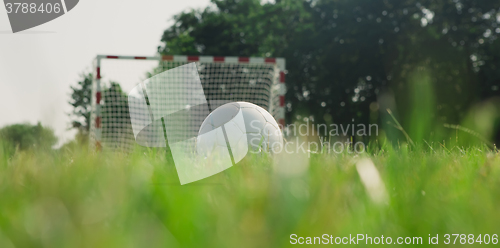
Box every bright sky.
[0,0,210,146]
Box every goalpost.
[89,54,286,151]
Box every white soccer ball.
[196,102,283,162]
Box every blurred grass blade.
[356,158,388,205]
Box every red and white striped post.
[94,57,102,150]
[276,58,286,129]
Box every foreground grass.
[0,144,499,247]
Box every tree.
[159,0,500,143]
[0,122,57,151]
[69,72,93,137]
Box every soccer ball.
[196,102,283,163]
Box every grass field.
[0,141,499,247]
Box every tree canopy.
[0,122,57,152]
[69,72,93,135]
[159,0,500,143]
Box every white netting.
[90,58,282,152]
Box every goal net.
[89,55,286,151]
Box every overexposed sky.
[0,0,210,146]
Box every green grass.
[0,143,499,247]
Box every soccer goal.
[89,54,286,151]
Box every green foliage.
[69,72,93,136]
[159,0,500,145]
[0,122,57,153]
